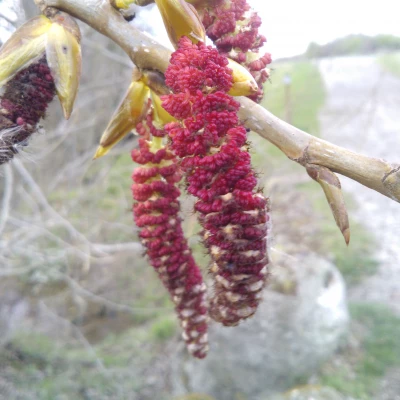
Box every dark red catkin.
[162,37,270,326]
[0,56,55,164]
[131,110,209,358]
[200,0,271,102]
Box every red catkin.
[163,37,270,326]
[199,0,272,102]
[0,56,56,164]
[131,111,209,358]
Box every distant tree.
[306,34,400,58]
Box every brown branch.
[34,0,172,73]
[33,0,400,203]
[239,98,400,202]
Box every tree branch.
[239,98,400,202]
[33,0,400,203]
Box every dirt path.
[318,56,400,315]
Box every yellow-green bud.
[46,13,82,119]
[155,0,206,48]
[227,58,258,97]
[94,77,150,159]
[0,16,52,86]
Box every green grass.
[149,315,178,342]
[173,395,216,400]
[352,304,400,376]
[319,217,378,286]
[261,60,326,136]
[296,181,378,285]
[0,324,172,399]
[250,59,326,170]
[320,303,400,399]
[378,52,400,78]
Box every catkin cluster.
[163,38,269,326]
[0,57,55,164]
[200,0,271,101]
[131,110,209,358]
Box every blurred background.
[0,1,399,399]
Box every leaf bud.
[155,0,205,48]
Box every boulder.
[268,385,354,400]
[171,253,349,400]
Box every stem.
[239,98,400,201]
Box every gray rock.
[268,385,355,400]
[171,253,349,400]
[0,283,30,345]
[376,367,400,400]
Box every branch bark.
[239,98,400,202]
[33,0,400,203]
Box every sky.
[0,0,20,41]
[2,0,400,60]
[133,0,400,60]
[249,0,400,59]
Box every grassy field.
[0,322,177,400]
[250,60,325,167]
[319,303,400,400]
[295,180,378,285]
[3,301,399,400]
[378,52,400,77]
[262,60,326,135]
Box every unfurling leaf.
[0,13,81,119]
[94,79,150,159]
[155,0,205,48]
[307,164,350,245]
[142,71,175,126]
[150,90,176,126]
[113,0,136,9]
[0,16,51,85]
[46,13,82,119]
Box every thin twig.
[90,242,142,256]
[9,216,95,262]
[38,300,107,373]
[0,12,17,26]
[13,159,92,271]
[62,273,170,314]
[0,164,13,236]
